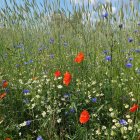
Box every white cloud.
[71,0,99,6]
[112,6,117,14]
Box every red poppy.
[2,80,8,88]
[0,93,6,100]
[54,70,61,78]
[79,110,90,124]
[129,104,139,112]
[63,71,72,86]
[74,52,84,63]
[5,138,11,140]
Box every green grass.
[0,0,140,140]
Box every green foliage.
[0,0,140,140]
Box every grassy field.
[0,0,140,140]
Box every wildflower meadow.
[0,0,140,139]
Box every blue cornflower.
[26,120,31,126]
[135,49,140,53]
[20,51,25,54]
[128,38,133,43]
[29,59,33,63]
[5,88,10,93]
[128,57,133,61]
[64,93,70,98]
[15,45,22,49]
[70,108,75,113]
[23,89,30,95]
[16,44,24,49]
[24,62,28,65]
[119,119,127,126]
[119,24,123,29]
[105,56,111,61]
[138,22,140,26]
[91,98,97,103]
[64,42,68,47]
[102,12,108,18]
[50,54,54,59]
[134,30,138,33]
[38,47,44,51]
[16,64,20,68]
[103,50,109,54]
[37,136,43,140]
[126,63,132,68]
[2,80,6,83]
[49,38,54,44]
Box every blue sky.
[0,0,130,11]
[0,0,139,21]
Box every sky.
[0,0,131,10]
[0,0,132,16]
[0,0,139,23]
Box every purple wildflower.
[105,56,111,61]
[70,108,75,113]
[126,63,132,68]
[102,12,108,18]
[16,64,20,68]
[119,24,123,29]
[29,59,33,63]
[119,119,127,126]
[26,120,31,126]
[64,42,68,47]
[135,49,140,53]
[37,136,43,140]
[128,38,133,43]
[5,88,10,93]
[64,93,70,98]
[38,47,44,51]
[2,80,6,84]
[49,38,54,44]
[24,62,28,65]
[50,54,54,59]
[103,50,109,54]
[134,30,138,33]
[16,43,24,49]
[23,89,30,95]
[129,58,133,61]
[91,98,97,103]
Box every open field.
[0,0,140,140]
